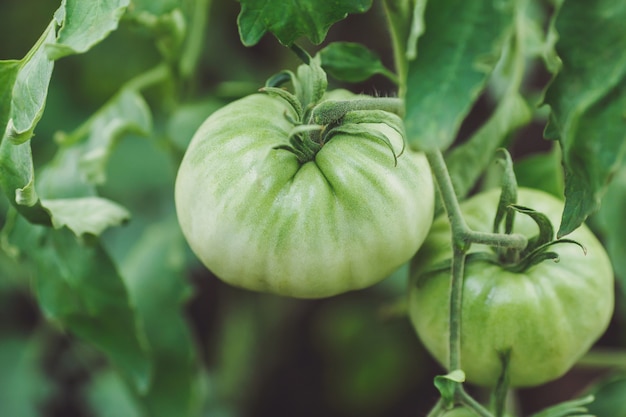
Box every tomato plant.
[1,1,625,417]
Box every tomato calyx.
[420,202,586,278]
[495,205,586,273]
[261,52,406,164]
[486,149,585,272]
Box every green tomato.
[409,188,614,387]
[175,92,434,298]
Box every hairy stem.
[425,149,526,417]
[311,97,404,125]
[449,247,466,371]
[426,150,528,250]
[382,0,411,97]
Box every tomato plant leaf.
[514,147,564,199]
[115,219,204,417]
[237,0,373,46]
[434,370,465,408]
[57,89,152,185]
[0,139,52,226]
[86,369,142,417]
[46,0,130,60]
[41,197,130,238]
[5,219,153,394]
[595,161,626,296]
[542,0,626,238]
[2,0,130,146]
[382,0,427,97]
[586,374,626,417]
[0,139,130,238]
[529,395,593,417]
[318,42,398,84]
[404,0,514,151]
[0,336,53,417]
[0,61,20,142]
[37,146,98,199]
[443,0,544,196]
[2,21,56,145]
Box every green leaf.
[0,336,53,417]
[529,395,594,417]
[6,219,152,394]
[405,0,515,151]
[0,61,21,142]
[42,197,130,237]
[237,0,372,46]
[0,139,129,238]
[0,139,52,226]
[586,374,626,417]
[3,20,56,145]
[382,0,428,97]
[542,0,626,237]
[595,161,626,296]
[514,146,564,199]
[37,146,98,199]
[46,0,131,60]
[86,369,143,417]
[116,219,204,417]
[318,42,398,84]
[166,98,223,151]
[446,92,531,197]
[56,89,152,185]
[434,370,465,408]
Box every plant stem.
[382,0,411,98]
[426,150,528,251]
[124,63,171,92]
[180,0,212,79]
[311,97,404,125]
[449,247,466,371]
[425,149,525,417]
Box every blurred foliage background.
[1,1,625,417]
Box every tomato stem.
[449,247,466,371]
[425,149,527,417]
[311,97,404,125]
[426,151,528,251]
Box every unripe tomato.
[175,92,434,298]
[409,188,614,387]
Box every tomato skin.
[409,188,614,387]
[175,92,434,298]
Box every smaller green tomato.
[409,188,614,387]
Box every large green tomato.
[409,188,614,387]
[175,92,434,298]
